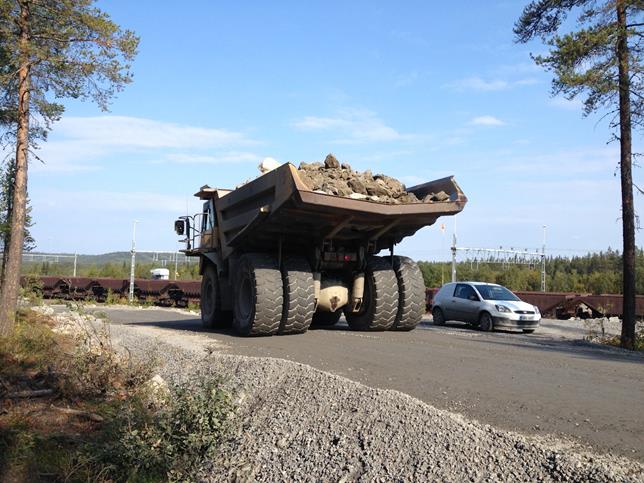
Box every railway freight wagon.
[174,163,467,336]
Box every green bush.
[87,379,231,481]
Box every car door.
[458,284,481,323]
[450,284,473,321]
[437,283,457,319]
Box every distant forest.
[21,258,201,281]
[18,249,644,295]
[418,248,644,295]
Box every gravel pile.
[41,306,644,482]
[297,154,450,204]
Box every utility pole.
[440,223,445,285]
[451,233,457,283]
[128,220,139,303]
[541,225,547,292]
[73,253,77,277]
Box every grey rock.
[348,178,368,195]
[299,161,323,171]
[365,181,389,197]
[324,154,341,169]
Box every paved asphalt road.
[91,306,644,462]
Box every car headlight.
[495,304,511,313]
[533,305,540,314]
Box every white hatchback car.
[431,282,540,333]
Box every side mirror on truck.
[174,219,185,236]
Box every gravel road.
[48,304,644,481]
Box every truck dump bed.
[195,163,467,258]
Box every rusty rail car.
[21,276,200,307]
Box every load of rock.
[297,154,450,204]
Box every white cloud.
[164,152,260,164]
[446,76,539,92]
[54,116,253,149]
[501,146,618,175]
[394,70,420,88]
[450,77,509,91]
[35,189,188,214]
[548,96,584,110]
[515,78,540,86]
[389,30,429,47]
[292,108,406,143]
[468,115,505,126]
[26,116,261,173]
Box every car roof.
[460,281,501,286]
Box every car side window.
[454,284,478,301]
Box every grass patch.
[583,319,644,351]
[602,326,644,351]
[0,309,232,482]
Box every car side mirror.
[174,219,185,236]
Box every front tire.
[233,254,283,336]
[345,256,398,331]
[201,264,232,329]
[391,256,425,331]
[478,312,494,332]
[432,307,445,326]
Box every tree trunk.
[1,165,15,283]
[616,0,636,350]
[0,1,30,337]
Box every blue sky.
[25,0,643,261]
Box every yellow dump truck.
[174,163,467,336]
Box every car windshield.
[474,285,520,301]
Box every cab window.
[201,200,215,231]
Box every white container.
[150,268,170,280]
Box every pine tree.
[0,0,138,336]
[0,161,35,280]
[515,0,643,349]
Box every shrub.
[84,379,231,481]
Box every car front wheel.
[432,307,445,326]
[478,312,493,332]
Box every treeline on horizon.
[420,248,644,295]
[21,260,201,281]
[18,248,644,295]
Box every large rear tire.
[345,256,398,331]
[233,253,283,336]
[391,256,425,331]
[311,310,342,327]
[201,264,232,329]
[279,256,315,334]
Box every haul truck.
[174,163,467,336]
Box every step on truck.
[174,163,467,336]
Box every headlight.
[533,305,540,314]
[495,304,511,313]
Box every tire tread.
[234,253,283,336]
[345,256,398,331]
[392,256,425,331]
[279,256,315,334]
